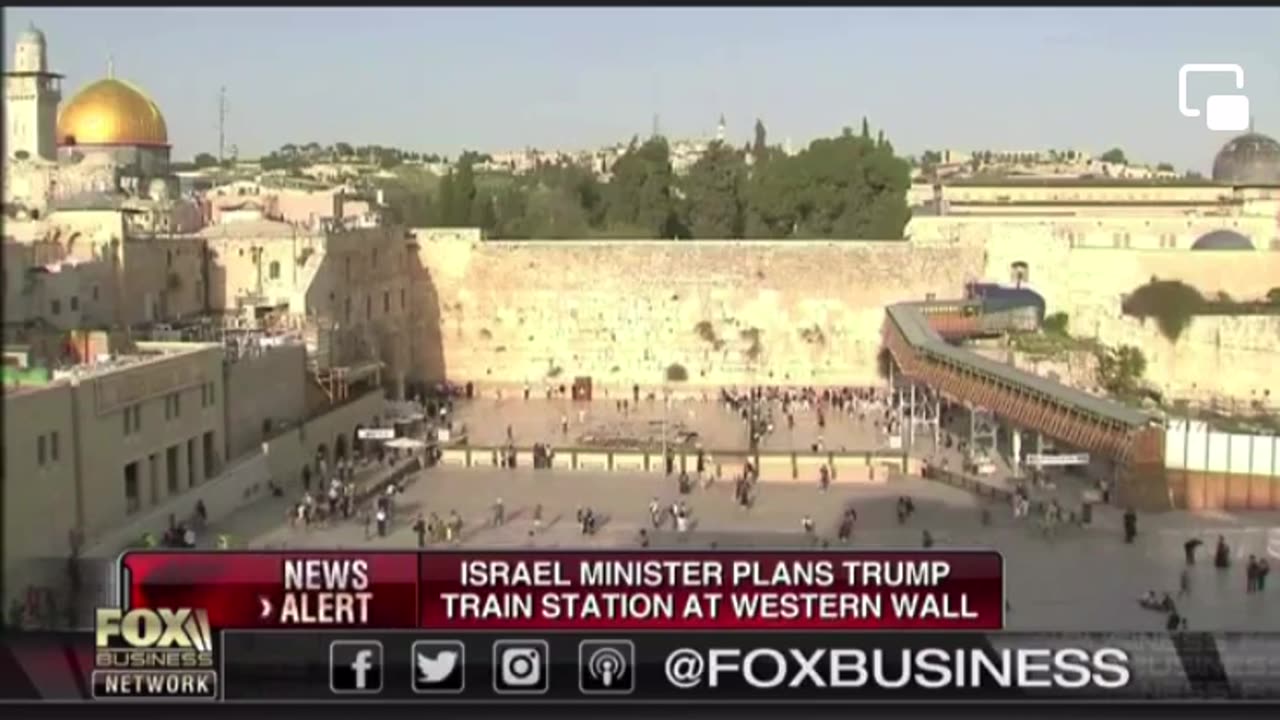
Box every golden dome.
[57,78,168,148]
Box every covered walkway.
[882,300,1170,509]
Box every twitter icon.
[411,640,466,694]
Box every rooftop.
[3,341,220,397]
[196,218,321,239]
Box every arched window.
[268,260,281,279]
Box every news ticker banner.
[120,549,1004,631]
[210,631,1280,701]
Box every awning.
[385,437,426,450]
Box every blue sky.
[5,7,1277,172]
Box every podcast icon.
[578,639,636,695]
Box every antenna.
[218,86,228,163]
[652,114,661,139]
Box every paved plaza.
[448,396,891,452]
[209,463,1280,633]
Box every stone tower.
[4,24,63,161]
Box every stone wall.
[415,237,985,389]
[223,344,308,460]
[411,227,1279,404]
[981,227,1280,405]
[1092,314,1280,409]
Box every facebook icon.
[329,640,384,694]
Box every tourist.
[1246,556,1259,593]
[1184,538,1203,565]
[1122,507,1137,544]
[922,530,934,548]
[492,498,505,527]
[1214,536,1231,568]
[448,510,463,542]
[837,510,854,543]
[801,514,814,536]
[1258,558,1270,591]
[413,513,427,548]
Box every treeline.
[186,143,449,171]
[384,119,912,240]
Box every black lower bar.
[219,631,1280,701]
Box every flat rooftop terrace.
[2,341,219,397]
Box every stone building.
[3,342,226,602]
[2,333,388,624]
[2,28,423,400]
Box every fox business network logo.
[92,608,218,700]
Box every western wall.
[414,231,985,390]
[414,228,1280,406]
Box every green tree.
[1096,345,1147,397]
[334,142,354,157]
[682,141,747,238]
[524,187,591,238]
[1100,147,1127,164]
[1156,162,1174,172]
[604,137,683,238]
[752,119,768,156]
[192,152,218,168]
[742,151,802,238]
[781,130,911,239]
[1042,312,1070,336]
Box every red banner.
[122,549,1003,631]
[122,551,418,629]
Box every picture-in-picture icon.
[1179,63,1250,132]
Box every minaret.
[3,24,63,161]
[716,114,726,143]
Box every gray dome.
[1191,229,1254,251]
[1212,133,1280,186]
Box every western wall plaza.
[2,11,1279,634]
